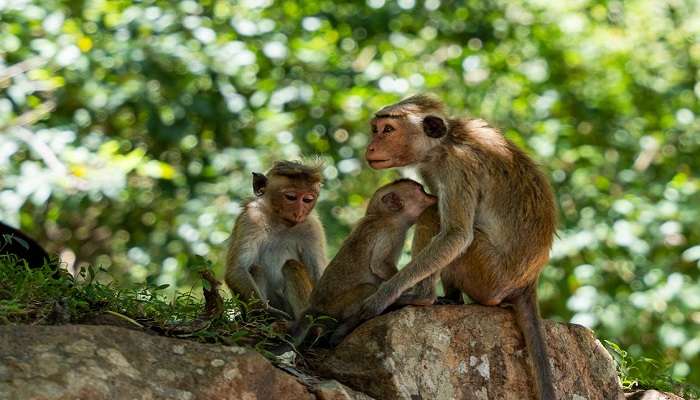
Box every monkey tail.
[512,285,557,400]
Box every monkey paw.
[396,294,436,307]
[328,325,350,347]
[359,291,393,320]
[329,314,362,346]
[266,306,292,320]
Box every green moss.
[604,340,699,399]
[0,256,289,355]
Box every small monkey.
[289,179,437,347]
[336,94,558,399]
[225,160,327,320]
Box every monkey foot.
[435,296,464,305]
[395,294,436,307]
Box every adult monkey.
[336,94,558,399]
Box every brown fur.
[340,95,558,399]
[268,160,323,185]
[225,161,327,320]
[290,179,436,347]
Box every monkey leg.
[448,229,536,307]
[281,259,314,320]
[337,284,379,320]
[442,229,523,306]
[326,284,381,345]
[407,204,441,304]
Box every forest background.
[1,0,699,385]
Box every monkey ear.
[252,172,267,197]
[381,192,404,212]
[422,115,447,138]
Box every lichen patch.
[63,339,97,355]
[96,348,139,378]
[172,345,186,355]
[458,361,467,375]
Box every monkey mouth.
[282,217,302,227]
[367,159,392,169]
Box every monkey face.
[366,116,442,169]
[370,179,437,220]
[270,187,318,226]
[366,117,419,169]
[399,181,438,219]
[255,169,321,227]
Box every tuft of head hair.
[267,159,323,184]
[376,93,446,118]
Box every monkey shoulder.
[446,118,513,161]
[321,225,373,278]
[230,202,270,240]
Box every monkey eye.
[383,125,395,133]
[302,195,315,204]
[371,125,378,134]
[284,193,298,201]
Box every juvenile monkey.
[225,160,327,320]
[335,95,558,399]
[290,179,437,346]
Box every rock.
[314,304,625,400]
[0,324,312,400]
[313,380,376,400]
[276,363,375,400]
[625,390,685,400]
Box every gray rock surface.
[0,324,312,400]
[315,304,626,400]
[625,390,685,400]
[313,379,375,400]
[0,308,652,400]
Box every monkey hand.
[265,305,292,320]
[395,293,436,307]
[328,316,360,346]
[329,286,399,346]
[358,283,398,320]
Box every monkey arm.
[224,218,267,303]
[330,225,474,345]
[226,262,265,302]
[299,213,328,282]
[226,255,292,320]
[368,237,398,281]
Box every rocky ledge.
[314,305,623,400]
[1,305,677,400]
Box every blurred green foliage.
[1,0,698,384]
